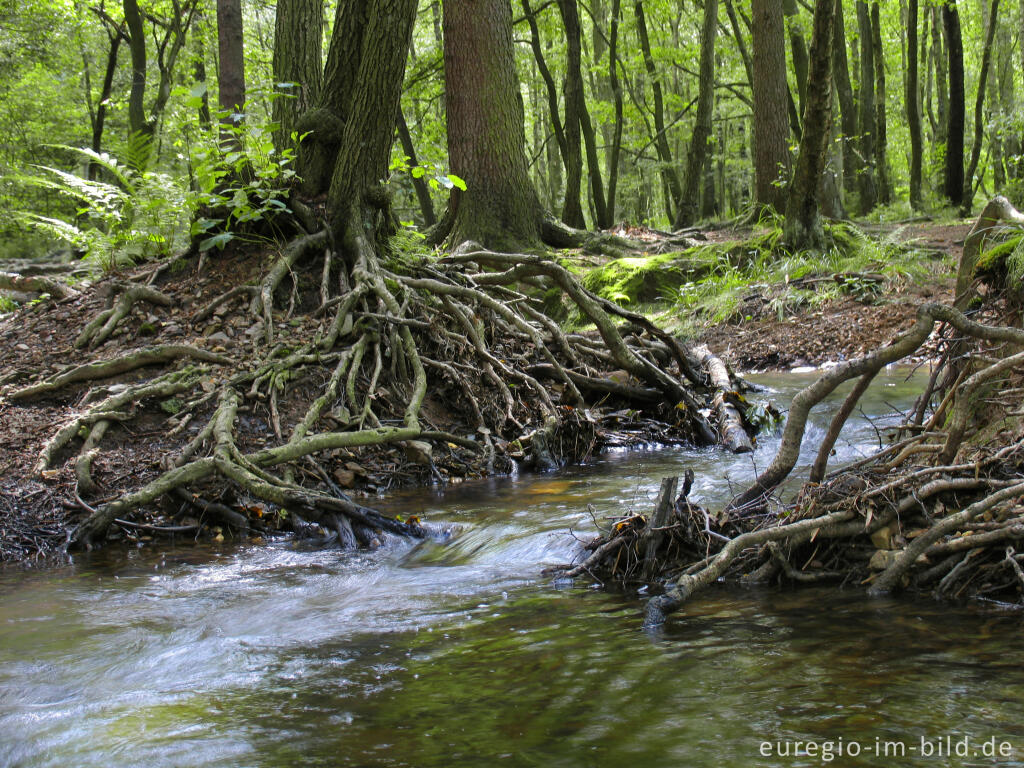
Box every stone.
[868,549,901,570]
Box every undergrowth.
[576,221,950,336]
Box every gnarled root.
[551,298,1024,625]
[9,222,754,553]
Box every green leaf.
[447,174,467,191]
[199,232,234,252]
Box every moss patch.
[580,251,720,304]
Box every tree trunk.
[751,0,791,212]
[123,0,149,161]
[961,0,1000,213]
[217,0,246,150]
[443,0,544,249]
[193,13,212,128]
[557,0,587,229]
[675,0,718,228]
[832,0,858,199]
[943,0,965,205]
[272,0,323,154]
[89,30,122,179]
[605,0,624,222]
[326,0,417,250]
[634,0,684,219]
[870,2,891,205]
[856,1,877,213]
[784,0,810,115]
[783,0,837,250]
[932,4,948,145]
[907,0,923,208]
[522,0,568,179]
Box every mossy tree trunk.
[325,0,418,253]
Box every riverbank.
[0,219,978,567]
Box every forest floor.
[697,222,968,370]
[0,219,974,566]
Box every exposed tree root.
[5,221,757,556]
[75,284,173,349]
[552,295,1024,625]
[0,271,79,301]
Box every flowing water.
[2,369,1024,767]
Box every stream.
[2,369,1023,767]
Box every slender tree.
[856,0,878,212]
[217,0,246,150]
[906,0,923,208]
[961,0,1000,213]
[871,2,891,204]
[783,0,837,250]
[556,0,587,228]
[676,0,718,228]
[634,0,684,219]
[751,0,790,212]
[832,0,858,198]
[942,0,965,205]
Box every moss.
[975,234,1022,273]
[580,251,719,304]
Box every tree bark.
[123,0,148,153]
[870,2,891,205]
[783,0,837,250]
[605,0,625,222]
[932,4,948,145]
[907,0,923,208]
[326,0,418,250]
[832,0,857,198]
[856,1,877,212]
[217,0,246,150]
[961,0,1000,213]
[783,0,810,115]
[675,0,718,228]
[557,0,588,229]
[272,0,323,154]
[751,0,791,212]
[89,28,123,179]
[943,0,965,205]
[443,0,544,249]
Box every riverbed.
[2,369,1023,767]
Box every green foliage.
[188,116,300,253]
[14,146,189,270]
[389,154,466,194]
